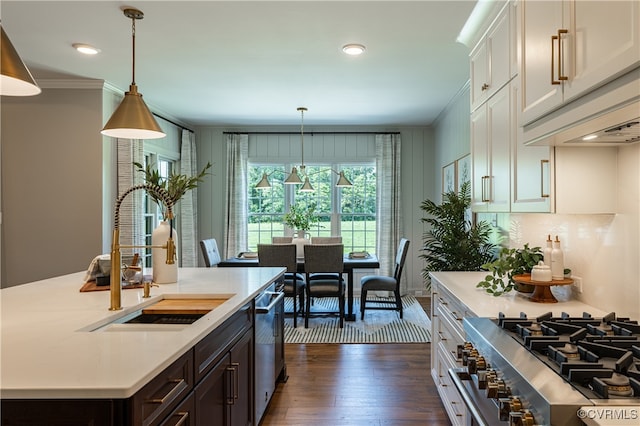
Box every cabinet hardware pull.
[481,176,491,202]
[146,378,186,404]
[481,83,489,91]
[438,332,447,341]
[557,29,568,81]
[540,159,550,198]
[551,34,560,84]
[274,313,279,337]
[173,412,189,426]
[231,362,240,400]
[438,297,447,305]
[226,365,236,405]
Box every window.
[141,155,175,267]
[247,163,376,254]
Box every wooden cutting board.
[142,298,229,315]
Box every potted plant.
[420,181,496,292]
[283,202,319,238]
[133,161,211,283]
[476,243,543,296]
[134,161,212,219]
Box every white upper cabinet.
[470,3,516,112]
[510,79,553,213]
[471,83,512,213]
[520,0,640,125]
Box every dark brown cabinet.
[195,329,253,425]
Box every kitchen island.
[1,266,285,425]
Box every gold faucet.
[110,184,176,311]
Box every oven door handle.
[448,368,492,426]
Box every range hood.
[552,102,640,146]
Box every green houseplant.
[283,202,319,233]
[420,180,496,290]
[476,243,543,296]
[134,161,212,218]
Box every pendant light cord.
[130,14,136,85]
[300,107,305,169]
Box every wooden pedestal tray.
[512,274,574,303]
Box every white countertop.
[430,271,609,318]
[0,267,284,399]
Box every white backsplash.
[491,143,640,319]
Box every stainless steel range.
[450,311,640,425]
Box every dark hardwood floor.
[260,297,451,425]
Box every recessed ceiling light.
[72,43,100,55]
[342,44,366,56]
[582,134,598,141]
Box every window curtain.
[117,138,145,255]
[223,134,248,258]
[375,133,405,291]
[179,129,198,267]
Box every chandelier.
[255,107,352,191]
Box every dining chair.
[257,243,305,327]
[360,238,410,320]
[272,236,293,244]
[200,238,221,267]
[310,236,342,244]
[303,244,345,328]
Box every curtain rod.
[152,113,194,134]
[223,131,401,135]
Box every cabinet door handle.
[172,412,190,426]
[481,83,490,91]
[146,378,187,404]
[557,29,568,81]
[438,332,447,341]
[231,362,240,401]
[551,34,560,84]
[225,365,236,405]
[540,159,550,198]
[481,176,491,202]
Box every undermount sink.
[90,295,235,332]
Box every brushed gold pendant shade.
[0,26,41,96]
[101,8,165,140]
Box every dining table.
[217,254,380,321]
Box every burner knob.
[509,409,536,426]
[487,379,505,398]
[476,355,487,370]
[467,356,477,374]
[477,369,489,389]
[499,396,522,420]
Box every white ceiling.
[2,1,476,127]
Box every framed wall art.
[456,154,471,194]
[442,161,457,194]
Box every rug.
[284,295,431,344]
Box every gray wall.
[2,85,105,287]
[196,126,435,295]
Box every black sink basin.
[125,313,204,325]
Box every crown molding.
[37,79,105,90]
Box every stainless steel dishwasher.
[255,286,285,422]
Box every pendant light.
[283,107,308,185]
[0,25,41,96]
[255,107,352,190]
[101,8,165,140]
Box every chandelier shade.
[254,107,353,191]
[0,26,41,96]
[101,8,165,140]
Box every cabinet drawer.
[435,343,468,425]
[194,301,252,382]
[436,306,464,363]
[130,350,194,426]
[159,392,195,426]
